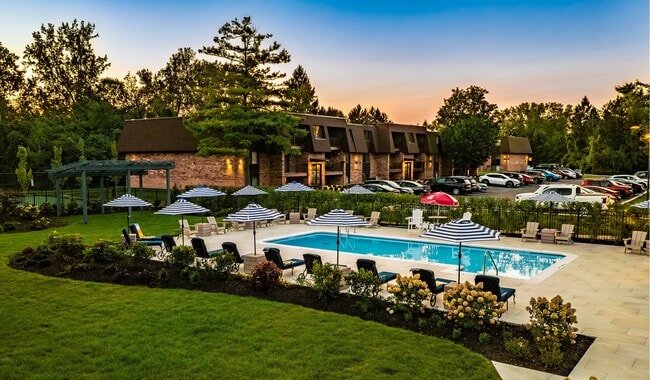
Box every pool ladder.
[483,251,499,276]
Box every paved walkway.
[196,223,649,380]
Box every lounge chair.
[555,224,575,244]
[302,253,347,278]
[474,274,516,310]
[406,209,426,233]
[129,223,162,242]
[221,241,244,270]
[121,228,163,250]
[179,219,198,238]
[624,230,648,254]
[160,234,176,259]
[520,222,539,242]
[365,211,381,228]
[264,247,305,275]
[228,220,246,231]
[410,268,453,306]
[356,258,398,285]
[206,216,227,235]
[191,237,223,259]
[302,208,317,222]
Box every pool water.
[266,232,566,279]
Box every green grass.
[0,212,499,379]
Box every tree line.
[0,17,647,187]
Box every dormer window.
[311,125,326,139]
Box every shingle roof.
[500,136,532,154]
[117,117,198,153]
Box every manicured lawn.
[0,212,499,379]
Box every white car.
[608,175,648,190]
[479,173,521,188]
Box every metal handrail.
[483,250,499,276]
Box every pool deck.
[196,223,649,380]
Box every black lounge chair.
[302,253,347,278]
[222,242,244,270]
[264,247,304,275]
[356,258,398,285]
[158,234,176,260]
[474,274,516,310]
[122,228,163,250]
[191,237,223,259]
[410,268,453,306]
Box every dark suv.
[427,176,472,195]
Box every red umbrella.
[420,192,459,221]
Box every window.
[406,133,416,144]
[311,125,325,139]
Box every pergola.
[47,160,175,224]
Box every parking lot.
[465,179,585,199]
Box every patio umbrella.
[223,203,284,255]
[307,209,370,266]
[103,194,152,230]
[421,218,500,283]
[342,185,374,214]
[275,181,313,211]
[177,185,227,198]
[155,199,210,244]
[177,185,226,222]
[420,192,459,219]
[231,185,268,207]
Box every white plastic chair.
[406,209,426,232]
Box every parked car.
[608,175,648,190]
[533,163,560,173]
[581,179,633,198]
[503,172,531,185]
[478,173,521,188]
[364,179,414,194]
[361,183,400,193]
[582,185,622,202]
[529,169,560,181]
[572,168,583,178]
[609,179,645,194]
[634,170,647,179]
[521,171,545,184]
[450,175,478,192]
[427,176,472,195]
[394,180,427,195]
[557,168,577,179]
[476,182,488,192]
[515,184,613,208]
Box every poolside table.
[540,229,557,244]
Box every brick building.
[117,116,445,189]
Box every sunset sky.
[1,0,648,124]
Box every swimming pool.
[265,232,567,280]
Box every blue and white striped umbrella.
[275,181,314,193]
[231,185,268,196]
[632,200,650,209]
[275,181,313,211]
[104,194,153,230]
[155,199,211,244]
[421,218,500,283]
[224,203,284,255]
[177,185,226,198]
[308,209,370,265]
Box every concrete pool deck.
[196,223,649,380]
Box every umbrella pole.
[457,242,462,284]
[253,222,257,255]
[181,215,185,245]
[336,226,340,266]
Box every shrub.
[165,245,196,268]
[83,239,125,264]
[20,205,40,220]
[250,260,282,291]
[311,262,343,301]
[180,266,200,286]
[504,337,532,358]
[203,252,239,280]
[387,273,432,319]
[128,242,155,263]
[39,202,56,216]
[478,332,491,344]
[526,295,578,366]
[345,269,382,300]
[443,281,505,330]
[28,217,50,230]
[38,232,85,264]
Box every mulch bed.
[10,251,594,376]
